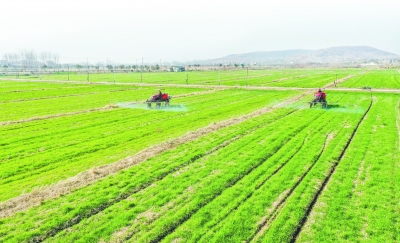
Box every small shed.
[170,66,185,72]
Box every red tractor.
[146,90,171,109]
[309,89,327,108]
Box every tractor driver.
[321,90,327,102]
[314,89,322,101]
[315,89,327,102]
[158,89,163,100]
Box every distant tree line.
[2,50,60,69]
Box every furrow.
[289,94,373,243]
[249,134,329,242]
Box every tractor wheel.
[309,102,313,108]
[156,103,161,109]
[147,103,151,108]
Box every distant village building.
[0,60,8,66]
[170,66,185,72]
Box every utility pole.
[141,57,143,83]
[87,58,89,82]
[246,67,248,86]
[67,64,69,81]
[335,74,338,87]
[186,74,188,84]
[113,61,116,84]
[218,67,220,85]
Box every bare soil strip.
[0,92,309,219]
[250,135,329,242]
[0,89,222,127]
[289,96,373,243]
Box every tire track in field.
[0,93,308,219]
[0,89,223,126]
[289,94,373,243]
[26,108,301,242]
[249,134,330,242]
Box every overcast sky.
[1,0,399,63]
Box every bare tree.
[40,52,47,65]
[53,53,59,71]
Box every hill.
[202,46,399,64]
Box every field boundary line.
[290,94,373,243]
[0,92,309,219]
